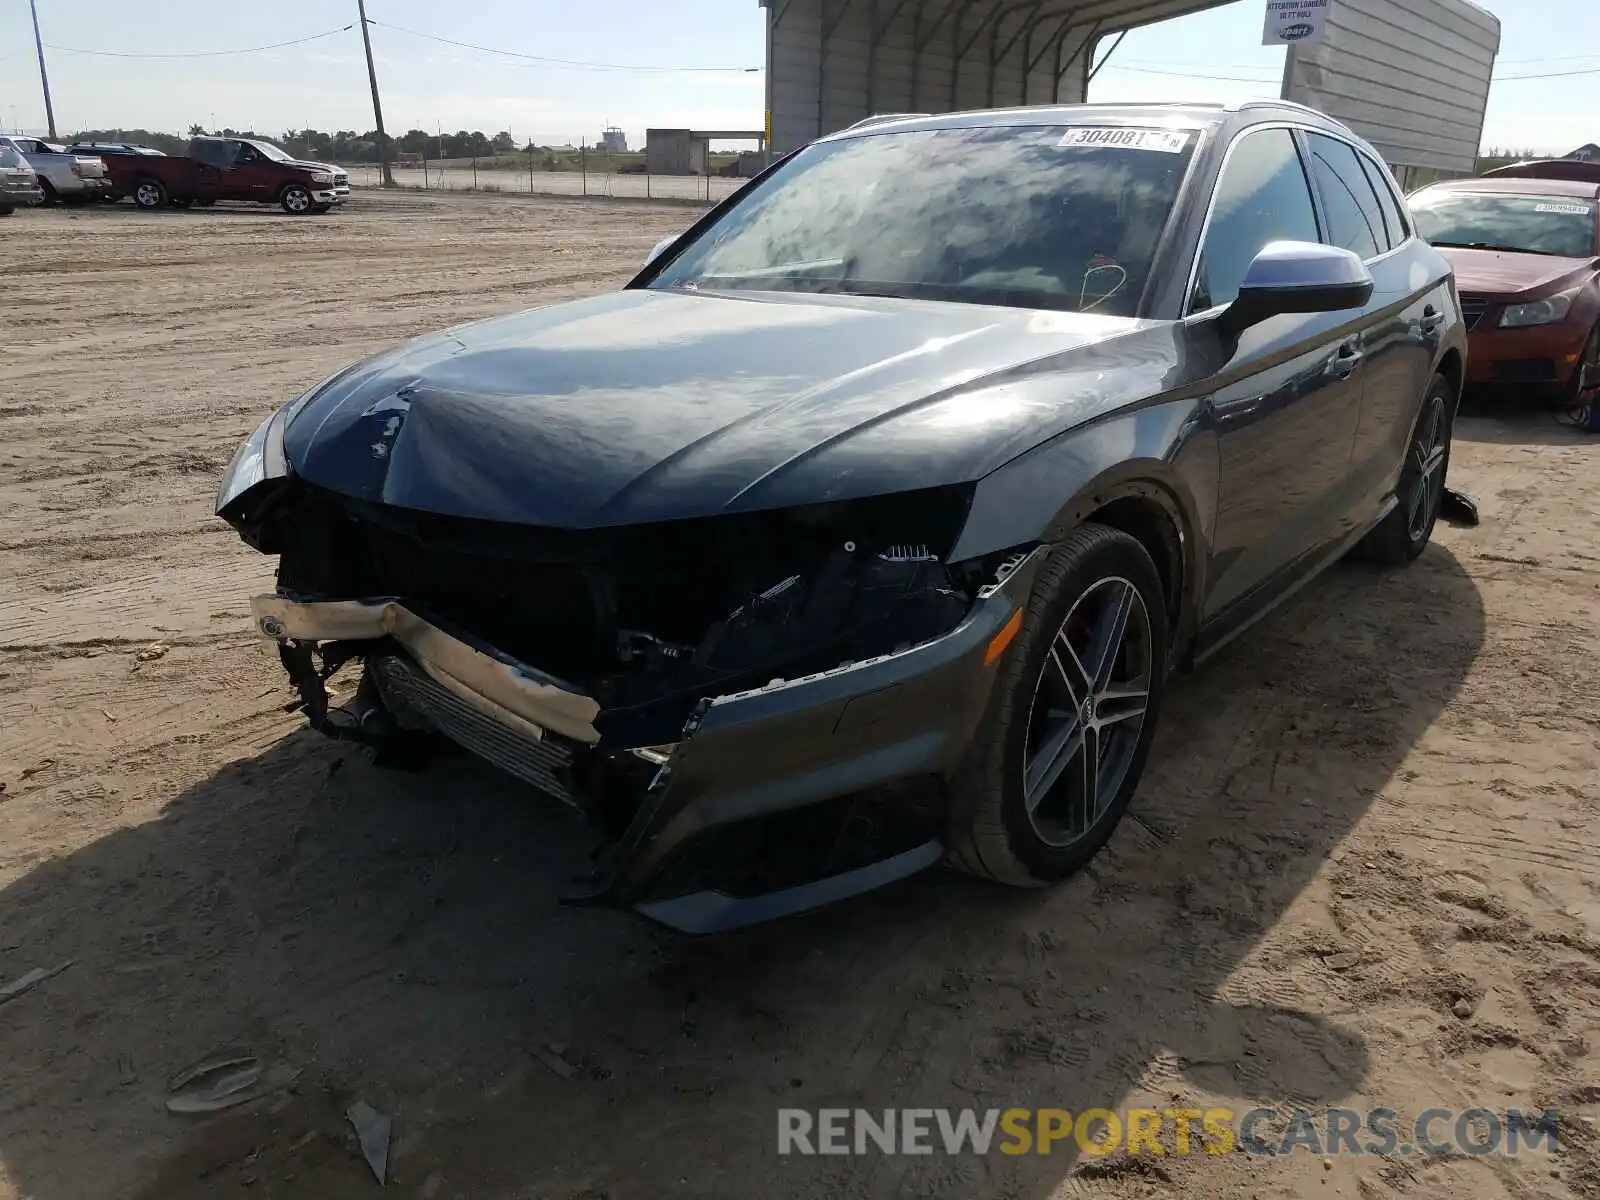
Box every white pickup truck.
[0,136,112,204]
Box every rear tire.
[0,205,14,217]
[38,179,58,206]
[1359,372,1455,567]
[947,524,1168,887]
[132,178,168,210]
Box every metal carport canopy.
[760,0,1242,154]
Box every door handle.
[1324,342,1363,379]
[1420,306,1446,333]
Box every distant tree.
[71,128,187,155]
[1477,146,1541,173]
[187,123,206,137]
[491,131,515,154]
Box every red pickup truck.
[105,136,350,215]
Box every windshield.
[649,124,1199,316]
[250,140,296,163]
[1411,191,1598,257]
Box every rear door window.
[1306,133,1388,258]
[1191,127,1321,311]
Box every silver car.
[0,145,44,215]
[0,136,111,204]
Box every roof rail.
[843,112,929,131]
[1225,97,1327,118]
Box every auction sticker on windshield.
[1534,203,1591,215]
[1058,127,1191,154]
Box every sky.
[0,0,1595,154]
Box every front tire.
[948,524,1168,887]
[1360,372,1454,567]
[280,184,313,215]
[132,178,168,210]
[1563,324,1600,410]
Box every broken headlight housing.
[216,373,342,527]
[216,406,289,516]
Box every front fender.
[947,395,1219,633]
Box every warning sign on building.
[1263,0,1331,45]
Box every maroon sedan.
[1408,177,1600,401]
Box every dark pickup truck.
[105,136,350,214]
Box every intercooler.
[369,652,579,805]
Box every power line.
[1106,59,1600,83]
[1496,65,1600,80]
[43,25,354,60]
[370,20,759,73]
[1118,50,1600,71]
[1499,52,1600,64]
[1101,63,1279,82]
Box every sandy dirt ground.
[2,191,1598,1200]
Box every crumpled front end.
[235,474,1042,932]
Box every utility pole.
[29,0,57,139]
[356,0,394,186]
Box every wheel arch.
[1041,471,1202,666]
[1434,346,1464,405]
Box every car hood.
[283,287,1184,529]
[1438,247,1598,300]
[288,160,343,174]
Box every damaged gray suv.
[218,101,1466,932]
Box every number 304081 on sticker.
[1058,127,1191,153]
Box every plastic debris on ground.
[346,1100,391,1185]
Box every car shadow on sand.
[0,545,1484,1199]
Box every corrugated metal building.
[760,0,1501,185]
[1282,0,1500,188]
[760,0,1241,155]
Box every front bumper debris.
[252,547,1044,931]
[251,595,600,745]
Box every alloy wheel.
[135,182,161,208]
[1021,576,1154,848]
[284,188,310,213]
[1406,393,1448,542]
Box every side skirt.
[1191,500,1394,669]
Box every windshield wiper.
[1430,240,1563,256]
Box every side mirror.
[1220,241,1374,339]
[644,235,678,268]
